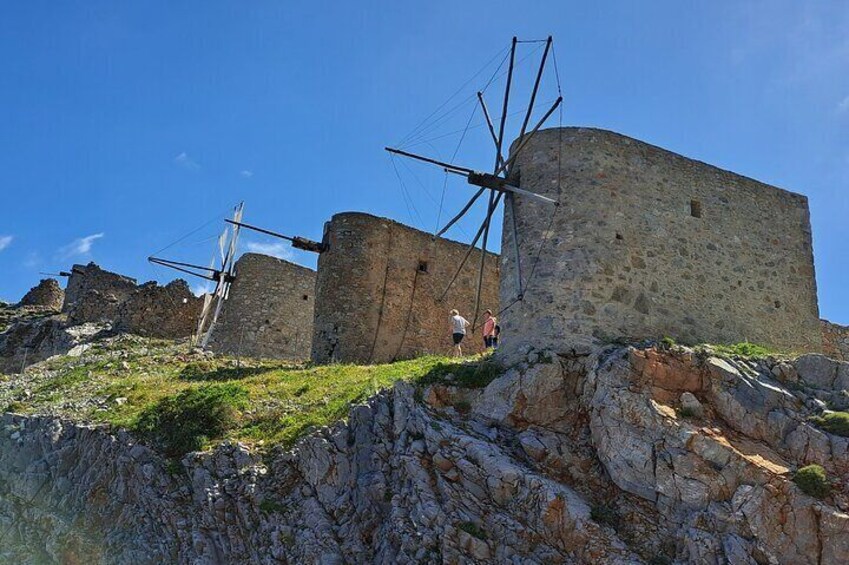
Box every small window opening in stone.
[690,199,702,218]
[418,260,429,273]
[615,233,624,240]
[302,294,309,301]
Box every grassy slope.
[0,335,500,452]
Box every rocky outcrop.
[0,315,106,374]
[1,345,848,563]
[18,279,64,311]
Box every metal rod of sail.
[477,92,505,169]
[494,37,518,172]
[495,96,562,177]
[384,147,473,175]
[435,187,485,238]
[471,189,497,330]
[518,36,552,140]
[506,193,524,298]
[225,219,295,242]
[439,191,503,301]
[148,256,219,281]
[225,219,326,253]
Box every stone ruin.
[207,253,316,361]
[500,127,824,359]
[821,319,849,362]
[18,279,64,311]
[63,262,138,321]
[116,280,202,339]
[61,262,202,339]
[312,212,500,364]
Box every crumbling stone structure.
[821,319,849,361]
[63,263,138,323]
[312,212,500,364]
[18,279,64,310]
[62,262,202,339]
[116,280,203,339]
[207,253,316,361]
[500,127,821,358]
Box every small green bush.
[454,400,472,414]
[712,341,777,358]
[458,521,487,540]
[417,358,503,389]
[590,504,619,527]
[794,464,830,499]
[677,406,698,419]
[811,412,849,437]
[134,383,249,457]
[259,498,286,514]
[660,337,676,349]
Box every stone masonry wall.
[499,127,821,358]
[116,280,204,339]
[62,262,202,339]
[207,253,316,361]
[312,212,500,364]
[821,319,849,362]
[62,262,138,313]
[18,279,64,310]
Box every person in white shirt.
[450,309,470,357]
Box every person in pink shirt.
[482,309,498,350]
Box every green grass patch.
[709,341,779,358]
[810,412,849,437]
[179,361,276,382]
[415,356,503,389]
[134,383,249,457]
[2,337,502,454]
[794,464,830,499]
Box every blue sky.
[0,1,846,323]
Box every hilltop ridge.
[0,334,847,563]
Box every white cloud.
[59,233,104,258]
[174,152,201,171]
[23,251,41,268]
[245,241,293,260]
[240,170,253,178]
[838,95,849,114]
[0,235,12,252]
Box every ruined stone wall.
[62,263,137,313]
[821,319,849,361]
[116,280,204,339]
[18,279,64,310]
[207,253,316,360]
[500,127,821,358]
[312,212,500,364]
[61,263,202,339]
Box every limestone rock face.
[18,279,64,310]
[0,315,106,374]
[1,346,848,563]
